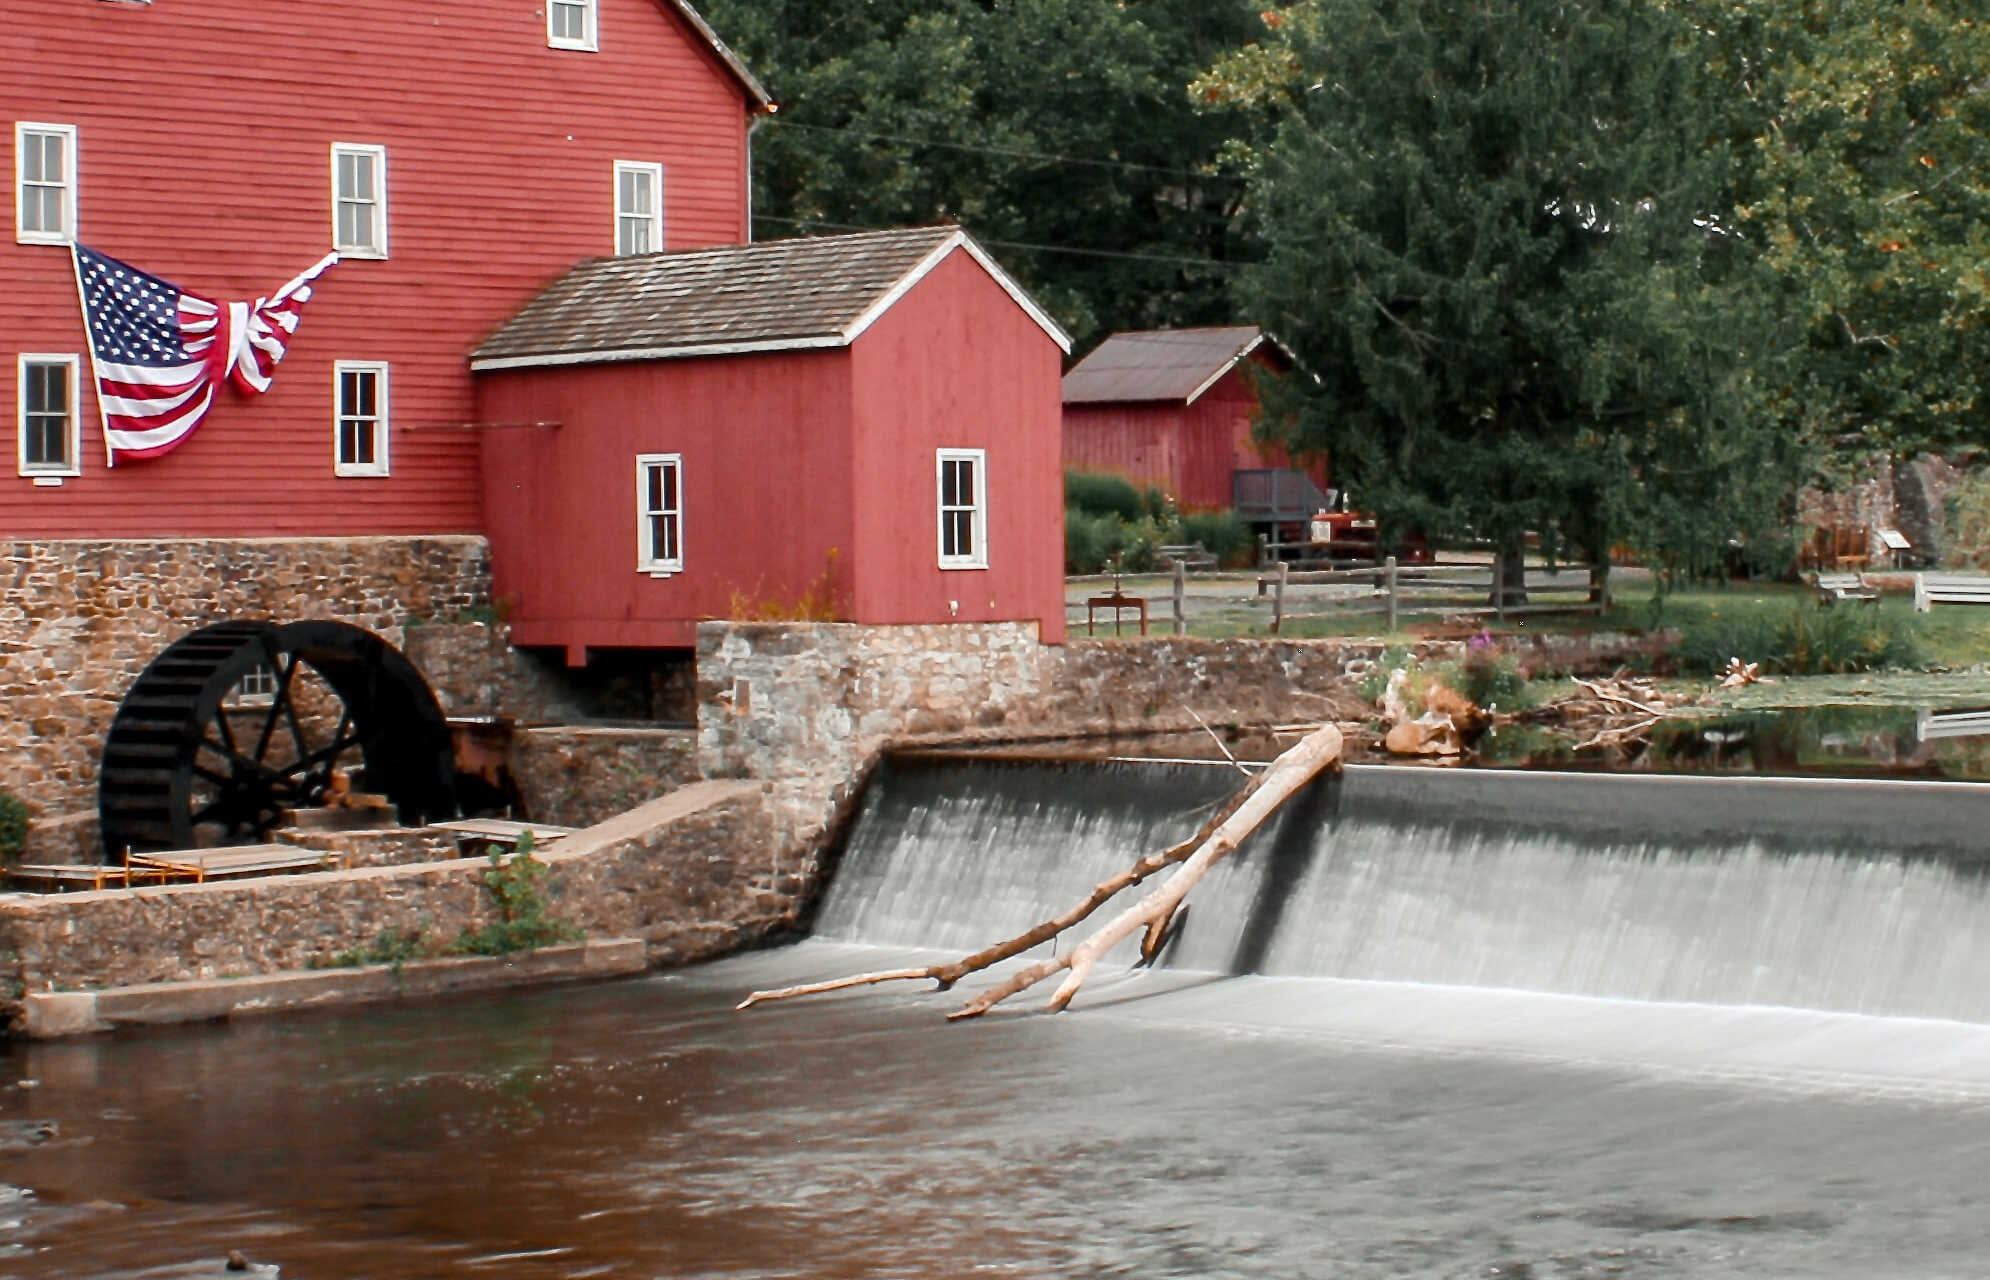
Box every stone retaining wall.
[511,726,702,827]
[0,781,775,997]
[1,536,492,850]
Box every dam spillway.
[815,755,1990,1024]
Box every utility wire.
[751,212,1252,272]
[763,117,1247,185]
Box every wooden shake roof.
[1061,326,1278,406]
[472,226,1069,371]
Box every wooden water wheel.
[97,620,456,857]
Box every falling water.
[818,754,1990,1023]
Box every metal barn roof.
[1061,326,1273,406]
[471,226,1069,371]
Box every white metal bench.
[1812,572,1878,605]
[1914,572,1990,612]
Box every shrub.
[1064,470,1145,521]
[450,845,583,957]
[1674,603,1925,675]
[1180,510,1252,566]
[1439,634,1538,710]
[0,792,26,866]
[1065,508,1125,574]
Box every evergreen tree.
[1204,0,1805,577]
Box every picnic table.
[428,818,578,855]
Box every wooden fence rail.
[1261,555,1607,633]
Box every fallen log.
[738,721,1344,1017]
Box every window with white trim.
[226,662,277,709]
[614,161,664,256]
[330,143,388,258]
[18,353,80,478]
[15,122,77,245]
[334,361,389,476]
[636,453,684,574]
[548,0,597,50]
[936,448,988,569]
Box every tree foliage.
[696,0,1268,347]
[1209,0,1801,573]
[1684,0,1990,460]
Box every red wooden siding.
[1063,356,1326,511]
[2,0,757,539]
[847,251,1067,643]
[477,349,857,653]
[476,247,1068,654]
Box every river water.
[9,755,1990,1277]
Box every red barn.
[3,0,771,537]
[472,226,1072,656]
[1062,327,1329,526]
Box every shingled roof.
[1061,326,1280,406]
[471,226,1069,371]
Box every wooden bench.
[1812,572,1878,605]
[1914,572,1990,612]
[1156,543,1218,573]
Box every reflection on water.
[1481,704,1990,782]
[7,961,1990,1279]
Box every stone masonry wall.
[511,726,702,828]
[0,781,775,994]
[1,536,491,851]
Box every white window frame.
[614,160,664,256]
[15,122,78,246]
[333,360,390,477]
[636,453,685,575]
[226,662,278,709]
[17,353,81,479]
[330,142,388,259]
[936,448,989,570]
[548,0,598,51]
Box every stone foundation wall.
[0,781,774,995]
[1,536,491,851]
[511,726,702,827]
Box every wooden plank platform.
[428,819,578,852]
[127,845,341,883]
[9,863,153,892]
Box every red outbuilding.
[472,226,1073,657]
[1062,326,1330,531]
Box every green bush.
[1064,470,1145,521]
[1439,640,1539,710]
[1065,508,1126,574]
[450,846,583,957]
[0,792,26,866]
[1180,510,1252,566]
[1675,602,1925,675]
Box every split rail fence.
[1259,554,1608,633]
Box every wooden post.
[1273,561,1288,633]
[1172,558,1186,636]
[1589,559,1610,611]
[1493,554,1506,622]
[1384,555,1399,632]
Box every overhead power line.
[751,212,1251,272]
[764,117,1246,185]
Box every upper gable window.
[331,143,388,259]
[615,161,664,256]
[15,122,77,245]
[549,0,598,51]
